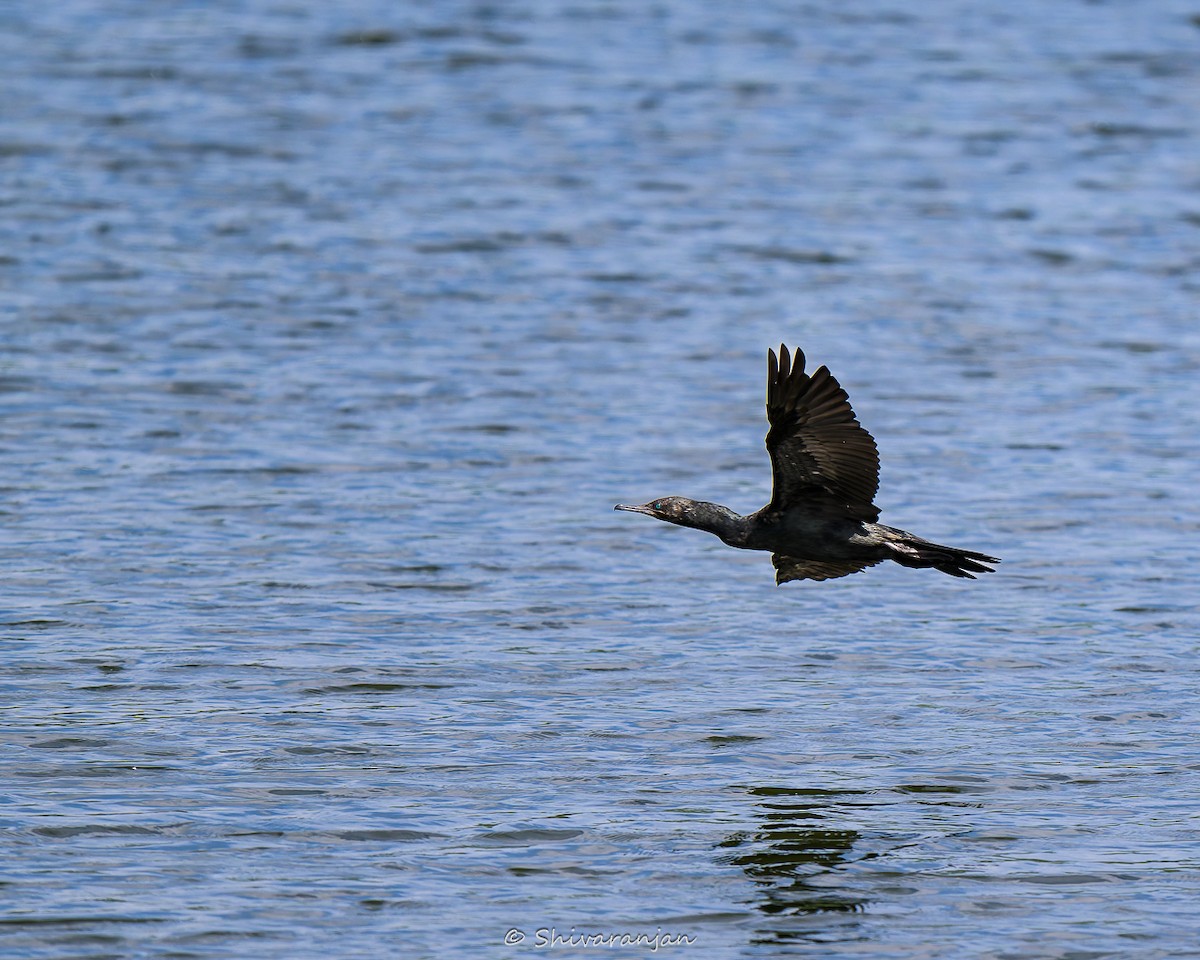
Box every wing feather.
[765,345,880,520]
[772,554,880,583]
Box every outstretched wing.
[772,554,880,583]
[765,345,880,520]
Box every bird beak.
[614,503,654,515]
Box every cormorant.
[615,345,999,583]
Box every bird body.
[615,346,998,583]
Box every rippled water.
[3,1,1200,957]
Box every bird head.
[614,497,696,527]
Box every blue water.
[3,1,1199,957]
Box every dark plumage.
[615,345,999,583]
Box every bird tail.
[885,529,999,579]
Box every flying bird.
[615,345,999,583]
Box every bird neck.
[679,500,751,547]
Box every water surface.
[2,1,1199,957]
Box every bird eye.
[653,500,664,510]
